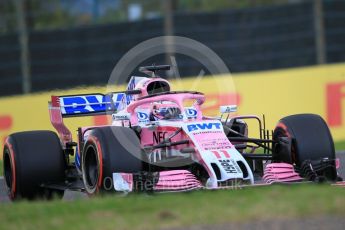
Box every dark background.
[0,0,344,96]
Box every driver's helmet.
[151,102,181,120]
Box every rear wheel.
[273,114,337,181]
[81,126,144,194]
[3,131,66,200]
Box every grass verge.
[335,140,345,152]
[0,184,345,230]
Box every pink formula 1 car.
[3,65,340,200]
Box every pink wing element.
[332,181,345,187]
[336,158,340,169]
[154,170,202,191]
[113,173,134,192]
[49,96,72,144]
[121,173,133,188]
[263,163,303,184]
[265,163,294,169]
[264,168,295,174]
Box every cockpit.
[126,91,205,124]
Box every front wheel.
[81,126,144,195]
[273,114,337,181]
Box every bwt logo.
[187,122,221,132]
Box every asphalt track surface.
[1,152,345,203]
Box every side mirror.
[220,105,237,113]
[112,112,131,121]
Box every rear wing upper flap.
[50,90,141,118]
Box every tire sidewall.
[3,138,17,199]
[3,131,66,200]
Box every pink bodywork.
[134,78,171,98]
[116,170,202,192]
[263,163,302,184]
[127,92,210,150]
[48,76,305,191]
[127,93,205,124]
[49,96,72,145]
[154,170,202,191]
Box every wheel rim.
[273,124,295,164]
[84,145,99,190]
[3,150,13,190]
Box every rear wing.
[49,90,141,145]
[50,90,141,118]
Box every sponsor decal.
[212,150,230,159]
[60,95,107,114]
[60,94,128,115]
[219,159,241,174]
[137,111,149,123]
[198,136,232,150]
[153,131,167,144]
[186,122,232,150]
[187,122,221,132]
[112,113,130,121]
[185,108,198,118]
[191,134,232,151]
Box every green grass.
[335,140,345,151]
[0,185,345,230]
[0,142,344,229]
